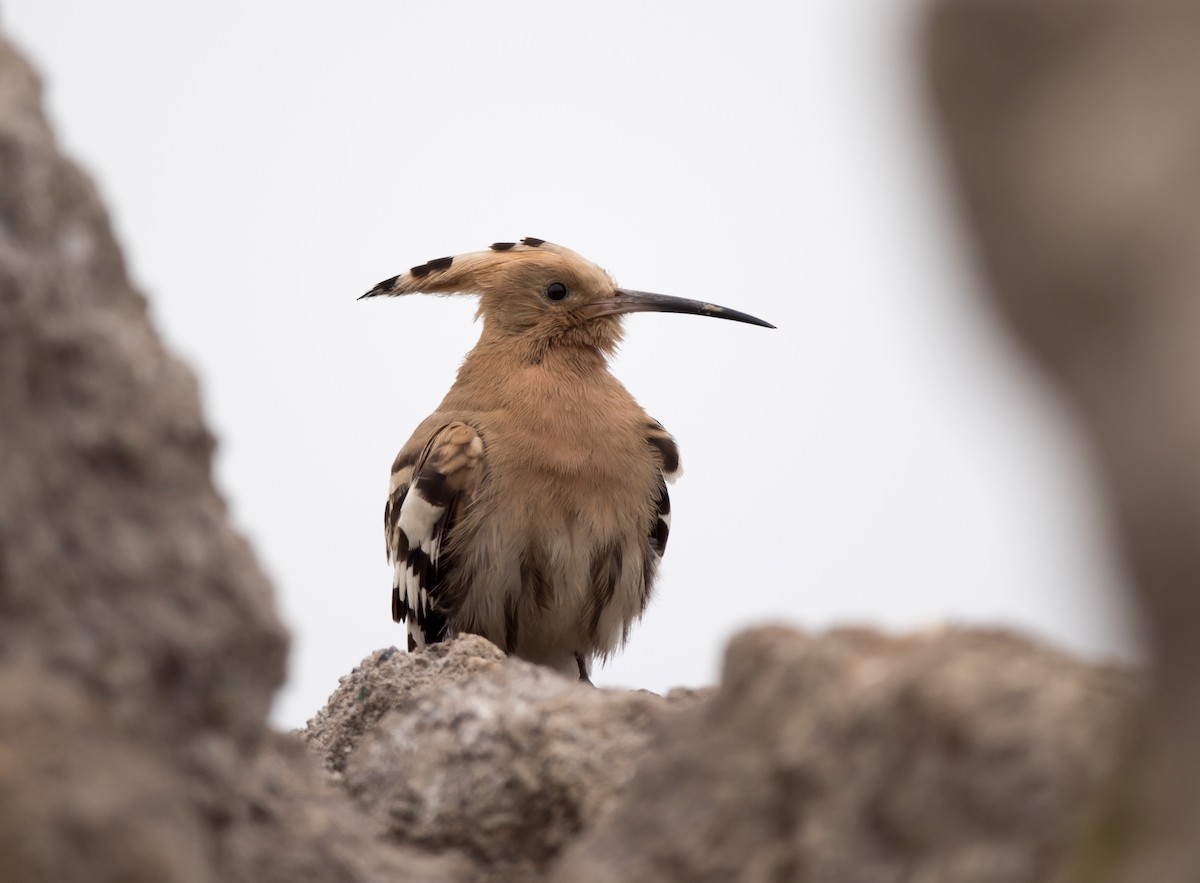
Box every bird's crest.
[359,237,606,300]
[360,237,774,350]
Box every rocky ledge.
[301,629,1132,883]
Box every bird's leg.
[575,652,594,686]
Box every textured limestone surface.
[303,635,510,773]
[326,639,708,881]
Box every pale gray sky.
[6,1,1139,727]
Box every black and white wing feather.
[384,421,483,652]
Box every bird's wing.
[645,419,681,559]
[651,473,671,559]
[385,421,484,652]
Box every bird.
[359,238,773,682]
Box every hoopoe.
[360,238,773,682]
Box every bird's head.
[360,238,774,355]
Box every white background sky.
[6,2,1140,728]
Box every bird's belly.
[446,449,658,668]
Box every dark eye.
[545,281,568,301]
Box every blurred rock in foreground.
[926,0,1200,878]
[0,32,461,883]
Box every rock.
[552,626,1136,883]
[0,29,284,748]
[0,673,214,883]
[0,32,465,883]
[925,1,1200,877]
[331,636,707,882]
[225,732,471,883]
[298,630,1131,883]
[303,635,509,773]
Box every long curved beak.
[592,289,775,329]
